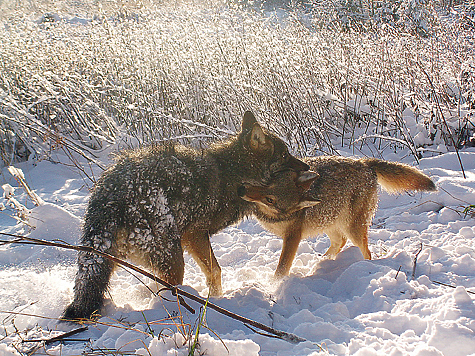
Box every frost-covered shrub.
[0,0,473,167]
[309,0,438,34]
[396,0,437,36]
[1,166,42,227]
[335,0,371,31]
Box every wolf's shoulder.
[113,143,199,161]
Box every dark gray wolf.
[238,156,436,279]
[62,111,309,320]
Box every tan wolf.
[62,111,309,320]
[238,156,436,279]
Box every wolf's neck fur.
[209,136,255,205]
[208,136,250,182]
[189,136,253,231]
[254,208,300,224]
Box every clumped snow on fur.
[1,148,474,356]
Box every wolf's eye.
[282,151,289,160]
[265,197,275,205]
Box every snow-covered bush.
[0,0,473,168]
[396,0,437,36]
[1,166,44,227]
[309,0,438,33]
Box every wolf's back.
[364,158,436,193]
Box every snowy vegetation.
[1,0,474,170]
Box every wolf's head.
[237,111,309,181]
[238,170,320,220]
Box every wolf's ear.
[297,197,320,209]
[248,123,274,155]
[242,111,258,132]
[241,111,274,155]
[296,171,318,192]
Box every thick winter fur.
[239,156,436,279]
[62,111,309,320]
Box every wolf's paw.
[207,284,223,297]
[273,269,290,281]
[322,250,338,260]
[60,302,100,323]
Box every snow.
[0,147,474,356]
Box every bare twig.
[417,63,466,179]
[412,242,423,281]
[431,280,475,295]
[395,266,402,279]
[352,134,419,161]
[412,242,422,280]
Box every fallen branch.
[0,232,306,344]
[23,326,88,345]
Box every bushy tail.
[364,158,436,193]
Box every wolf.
[62,111,309,320]
[238,156,436,279]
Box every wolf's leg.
[182,230,222,296]
[348,221,372,260]
[126,216,185,288]
[62,245,115,320]
[147,231,185,287]
[323,228,347,259]
[274,227,303,279]
[347,192,375,260]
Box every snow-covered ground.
[1,147,474,356]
